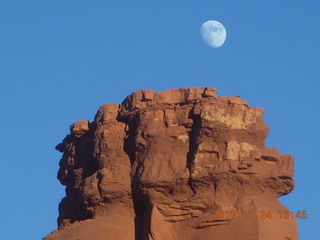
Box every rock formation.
[43,87,297,240]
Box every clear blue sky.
[1,1,318,239]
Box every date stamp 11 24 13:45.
[212,210,307,220]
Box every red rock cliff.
[44,87,297,240]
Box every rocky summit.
[43,87,297,240]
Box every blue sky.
[0,1,319,239]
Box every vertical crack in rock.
[123,113,151,240]
[186,102,202,194]
[44,87,297,240]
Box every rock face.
[44,87,297,240]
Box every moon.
[201,20,227,48]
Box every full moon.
[201,20,227,48]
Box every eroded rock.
[44,87,297,240]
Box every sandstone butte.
[43,87,297,240]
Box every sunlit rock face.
[44,87,297,240]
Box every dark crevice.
[186,104,202,194]
[82,122,99,179]
[123,115,139,167]
[132,188,152,240]
[122,112,151,240]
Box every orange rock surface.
[44,87,297,240]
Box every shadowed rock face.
[44,87,297,240]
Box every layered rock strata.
[44,87,297,240]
